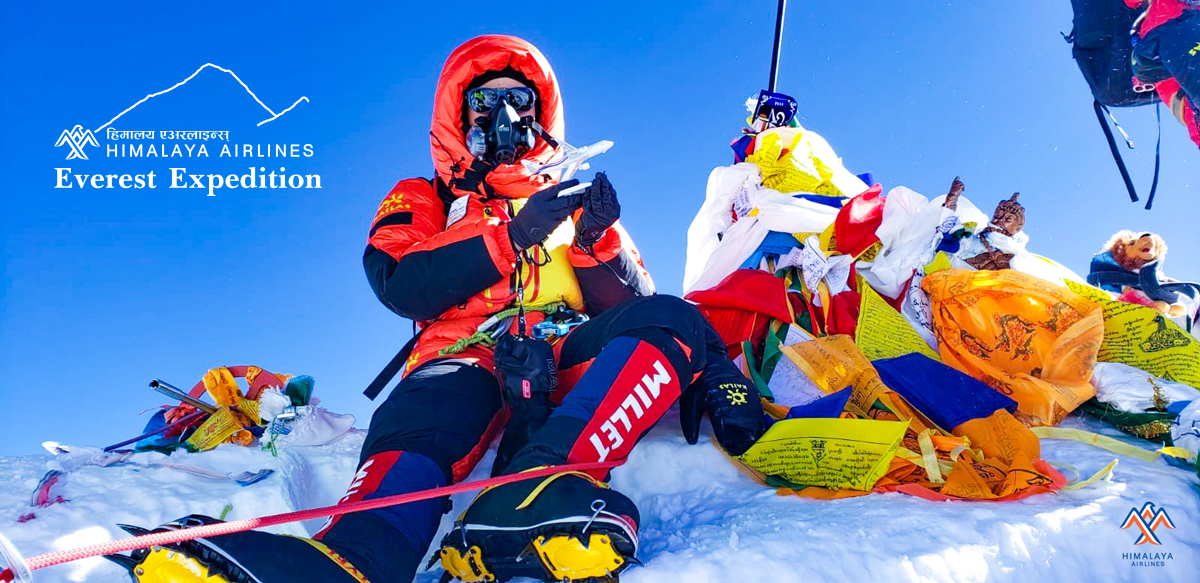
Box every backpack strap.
[1093,99,1140,203]
[449,159,494,193]
[363,332,420,400]
[363,177,440,401]
[1143,104,1162,210]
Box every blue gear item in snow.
[873,353,1019,431]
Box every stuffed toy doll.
[1088,230,1200,320]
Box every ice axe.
[98,379,217,452]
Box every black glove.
[680,375,765,457]
[575,172,620,247]
[492,334,559,475]
[508,179,582,251]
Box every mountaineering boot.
[104,515,370,583]
[436,469,639,582]
[437,333,698,581]
[437,416,640,582]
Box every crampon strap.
[0,461,620,582]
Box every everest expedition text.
[54,166,322,197]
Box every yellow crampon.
[128,546,231,583]
[532,533,626,581]
[439,533,628,583]
[439,545,495,582]
[438,469,637,582]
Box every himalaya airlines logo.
[55,125,99,160]
[1118,502,1177,568]
[1120,502,1176,545]
[52,63,320,196]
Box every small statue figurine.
[964,193,1024,271]
[943,176,965,211]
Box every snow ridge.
[1,416,1197,583]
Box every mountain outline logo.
[1120,502,1176,545]
[55,125,99,160]
[54,63,309,161]
[92,63,309,133]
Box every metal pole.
[768,0,788,92]
[149,379,217,413]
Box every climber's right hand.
[507,179,583,251]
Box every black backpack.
[1069,0,1158,107]
[1067,0,1162,208]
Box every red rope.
[0,460,619,581]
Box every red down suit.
[363,35,654,376]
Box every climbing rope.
[437,301,566,357]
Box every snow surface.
[1,412,1197,583]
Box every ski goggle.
[465,86,536,114]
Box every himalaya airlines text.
[54,167,322,197]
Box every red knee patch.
[567,342,682,467]
[314,451,403,538]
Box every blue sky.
[1,1,1196,456]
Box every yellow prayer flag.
[737,417,907,491]
[1065,280,1200,390]
[856,284,941,362]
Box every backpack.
[1068,0,1157,107]
[1067,0,1164,208]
